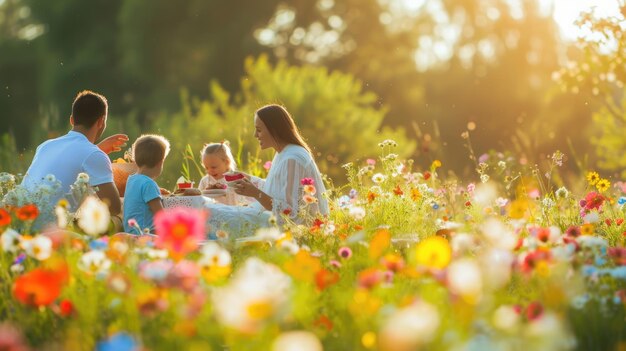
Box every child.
[123,134,170,234]
[198,141,240,205]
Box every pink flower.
[366,159,376,166]
[263,161,272,171]
[301,178,314,186]
[154,208,207,261]
[338,247,352,259]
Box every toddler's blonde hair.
[201,141,237,172]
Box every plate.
[202,189,227,197]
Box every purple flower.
[338,247,352,259]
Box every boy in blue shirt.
[123,134,170,234]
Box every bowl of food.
[224,172,245,187]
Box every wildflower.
[198,242,232,283]
[77,197,110,236]
[0,209,11,227]
[555,187,569,199]
[381,253,405,272]
[300,178,314,186]
[263,161,272,171]
[284,251,322,282]
[410,188,421,202]
[303,194,318,204]
[414,236,452,269]
[23,235,53,261]
[619,197,626,206]
[1,228,21,253]
[580,223,594,235]
[348,206,366,220]
[480,174,490,183]
[366,159,376,166]
[78,250,112,276]
[565,226,581,237]
[497,160,507,169]
[76,172,89,183]
[16,204,38,221]
[447,259,482,302]
[338,246,352,259]
[372,173,386,184]
[55,204,68,229]
[393,185,403,196]
[362,331,377,349]
[380,300,440,350]
[96,332,138,351]
[526,301,544,321]
[423,171,431,180]
[492,305,520,331]
[272,331,323,351]
[212,258,291,333]
[596,178,611,193]
[358,268,383,289]
[369,229,391,259]
[315,269,340,291]
[107,273,131,295]
[154,207,206,261]
[586,171,600,185]
[13,262,68,307]
[58,299,74,317]
[303,184,316,195]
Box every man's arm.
[95,182,122,216]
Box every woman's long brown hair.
[255,104,312,155]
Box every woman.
[232,104,329,224]
[203,104,328,238]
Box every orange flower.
[16,204,38,221]
[369,229,391,259]
[314,315,334,331]
[315,269,340,291]
[410,188,421,202]
[0,208,11,226]
[367,191,378,203]
[284,251,321,282]
[13,262,68,307]
[154,208,206,261]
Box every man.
[22,90,128,224]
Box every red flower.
[58,299,74,317]
[393,185,403,196]
[315,269,340,291]
[536,227,550,243]
[525,301,543,321]
[13,264,68,307]
[608,248,626,266]
[423,172,431,180]
[300,178,314,186]
[311,218,324,232]
[357,268,382,289]
[314,315,333,331]
[617,218,624,226]
[282,208,292,216]
[154,208,207,261]
[0,208,11,227]
[565,225,581,238]
[16,204,38,221]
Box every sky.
[552,0,622,40]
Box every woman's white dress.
[205,144,329,238]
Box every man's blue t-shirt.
[123,174,161,234]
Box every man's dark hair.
[71,90,108,128]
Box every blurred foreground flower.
[77,196,110,236]
[272,331,323,351]
[13,260,69,307]
[414,236,451,270]
[380,300,440,351]
[212,258,291,333]
[154,207,206,261]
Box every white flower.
[44,174,57,183]
[542,197,555,208]
[77,196,110,236]
[497,161,507,169]
[555,187,569,199]
[78,250,112,276]
[495,197,509,207]
[212,258,291,333]
[278,239,300,255]
[10,264,24,274]
[322,222,336,235]
[448,259,482,301]
[76,173,90,183]
[200,242,231,267]
[381,300,440,348]
[481,218,517,250]
[1,228,22,253]
[55,205,69,229]
[583,211,600,224]
[492,305,520,331]
[480,174,490,183]
[372,173,386,184]
[272,331,323,351]
[255,227,281,241]
[348,206,366,220]
[23,235,53,261]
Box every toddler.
[123,134,170,234]
[198,141,240,205]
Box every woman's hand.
[98,134,129,154]
[231,178,259,198]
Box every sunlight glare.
[552,0,622,40]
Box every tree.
[153,56,415,185]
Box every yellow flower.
[414,236,452,269]
[580,223,594,235]
[362,332,377,349]
[508,199,528,219]
[431,160,442,170]
[410,188,421,202]
[586,171,600,186]
[596,178,610,193]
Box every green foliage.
[0,133,33,175]
[591,100,626,178]
[154,56,415,185]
